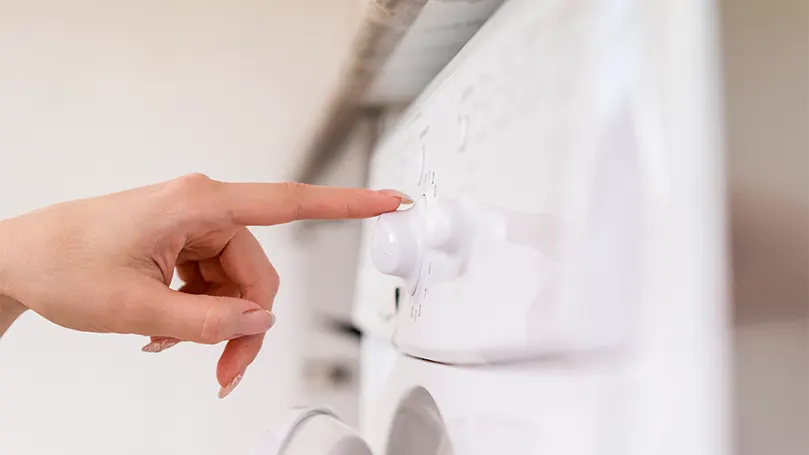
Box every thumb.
[128,283,275,344]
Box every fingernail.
[218,372,244,399]
[378,189,414,205]
[237,309,274,337]
[141,338,180,353]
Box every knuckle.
[162,173,219,222]
[281,182,307,219]
[267,267,280,299]
[166,173,214,199]
[344,199,360,218]
[179,172,213,188]
[198,302,225,344]
[281,181,307,195]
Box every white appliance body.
[253,0,730,453]
[356,0,640,363]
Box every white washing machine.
[252,0,729,453]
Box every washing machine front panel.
[249,357,622,455]
[362,354,624,455]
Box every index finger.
[218,182,411,226]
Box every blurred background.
[0,1,369,453]
[0,0,805,454]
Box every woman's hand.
[0,174,409,397]
[0,294,27,336]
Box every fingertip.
[238,308,274,337]
[366,190,412,216]
[218,372,243,399]
[376,189,414,205]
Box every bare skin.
[0,174,410,398]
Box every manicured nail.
[218,372,243,399]
[378,189,414,205]
[237,309,274,337]
[141,338,180,353]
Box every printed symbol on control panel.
[404,283,427,322]
[409,298,422,322]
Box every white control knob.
[370,196,505,292]
[423,204,454,249]
[370,199,426,292]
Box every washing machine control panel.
[353,0,640,364]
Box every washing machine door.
[249,407,371,455]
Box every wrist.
[0,295,26,336]
[0,220,26,335]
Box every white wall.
[0,1,364,454]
